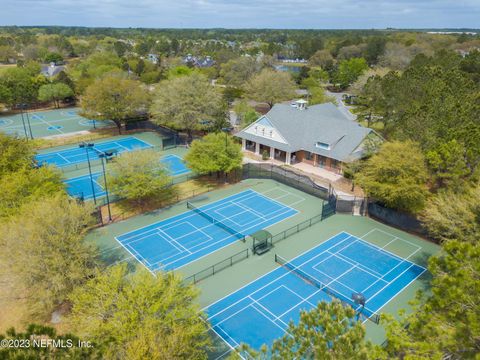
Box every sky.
[0,0,479,29]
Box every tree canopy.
[244,69,297,108]
[421,183,480,243]
[184,132,243,177]
[219,56,261,87]
[150,72,224,139]
[107,149,172,206]
[356,141,429,213]
[81,76,150,133]
[332,57,369,89]
[361,51,480,189]
[68,264,210,360]
[0,133,34,177]
[384,240,480,359]
[0,194,97,319]
[38,82,73,108]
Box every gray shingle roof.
[236,103,377,162]
[40,64,65,77]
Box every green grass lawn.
[0,64,16,74]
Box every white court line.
[364,263,421,308]
[274,286,323,320]
[329,245,384,278]
[32,114,65,134]
[124,242,153,266]
[364,267,427,323]
[210,324,241,350]
[157,229,191,254]
[248,188,302,211]
[214,294,288,332]
[381,237,400,249]
[111,141,130,151]
[359,245,424,295]
[362,228,422,252]
[114,239,157,277]
[234,201,268,220]
[347,231,427,271]
[261,187,306,205]
[248,296,290,328]
[56,152,71,164]
[211,204,289,229]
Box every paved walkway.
[291,162,342,182]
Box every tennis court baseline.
[206,231,426,351]
[35,136,152,168]
[116,189,298,272]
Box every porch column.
[313,154,318,166]
[269,147,275,160]
[255,142,260,155]
[286,151,291,165]
[241,138,246,151]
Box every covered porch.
[241,139,293,164]
[241,140,343,173]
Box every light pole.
[96,150,113,222]
[221,127,234,183]
[79,142,97,205]
[22,103,33,139]
[18,104,29,140]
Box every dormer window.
[315,142,330,150]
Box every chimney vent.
[295,99,308,110]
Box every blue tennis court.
[35,136,152,168]
[116,189,298,272]
[64,172,105,200]
[160,154,190,176]
[206,231,426,351]
[64,154,189,200]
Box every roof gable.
[242,115,288,145]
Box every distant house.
[183,54,215,68]
[235,100,381,173]
[147,53,159,64]
[40,62,65,78]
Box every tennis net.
[274,254,380,324]
[187,202,245,241]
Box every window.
[315,142,330,150]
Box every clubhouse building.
[235,100,381,174]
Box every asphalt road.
[326,90,357,121]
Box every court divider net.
[274,254,380,324]
[186,202,246,242]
